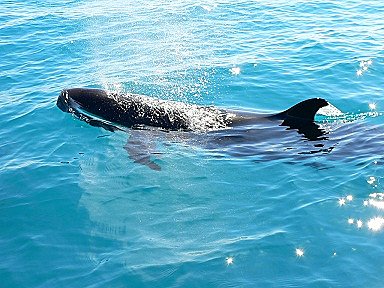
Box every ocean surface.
[1,0,384,287]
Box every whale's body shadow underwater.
[57,88,383,170]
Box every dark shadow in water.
[281,119,328,141]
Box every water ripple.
[1,0,384,287]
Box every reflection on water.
[367,217,384,232]
[295,248,304,258]
[341,175,384,232]
[76,109,384,276]
[225,256,234,266]
[356,59,373,77]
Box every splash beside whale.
[56,88,341,170]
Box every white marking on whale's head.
[317,103,343,117]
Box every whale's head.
[56,89,71,113]
[57,88,110,114]
[57,88,122,132]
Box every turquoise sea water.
[1,0,384,287]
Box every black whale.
[57,88,335,170]
[57,88,329,140]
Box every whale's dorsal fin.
[271,98,329,122]
[266,98,330,141]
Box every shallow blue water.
[1,1,384,287]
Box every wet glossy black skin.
[57,88,190,130]
[57,88,384,170]
[57,88,328,140]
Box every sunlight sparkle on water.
[348,218,354,224]
[357,59,372,76]
[356,220,363,229]
[367,217,384,232]
[230,67,241,75]
[369,103,376,110]
[367,176,376,185]
[338,198,346,206]
[295,248,304,257]
[201,5,212,12]
[226,257,234,266]
[200,3,217,12]
[368,199,384,210]
[369,193,384,199]
[346,195,353,202]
